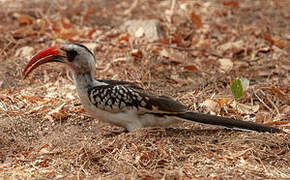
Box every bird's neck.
[72,72,106,90]
[72,72,107,110]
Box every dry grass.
[0,0,289,179]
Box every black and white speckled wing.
[87,81,186,114]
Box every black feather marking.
[88,84,153,111]
[66,50,78,62]
[177,112,281,133]
[87,82,186,113]
[70,42,95,58]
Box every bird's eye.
[66,50,78,62]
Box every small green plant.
[231,78,244,99]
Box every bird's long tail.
[177,112,281,133]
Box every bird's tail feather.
[177,112,281,133]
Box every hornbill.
[22,43,281,133]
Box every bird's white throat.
[72,72,107,91]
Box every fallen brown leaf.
[131,49,143,58]
[264,32,274,44]
[191,12,202,29]
[82,8,95,26]
[223,0,239,8]
[61,18,73,29]
[184,65,198,71]
[274,39,285,49]
[18,14,33,26]
[117,35,129,44]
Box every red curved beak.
[22,45,64,79]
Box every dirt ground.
[0,0,289,179]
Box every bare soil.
[0,0,289,179]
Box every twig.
[253,90,272,112]
[150,43,196,51]
[256,157,271,176]
[261,89,280,115]
[168,0,177,23]
[0,40,13,57]
[123,0,139,15]
[233,148,253,158]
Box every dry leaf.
[37,144,51,155]
[184,65,198,71]
[172,33,183,46]
[170,74,187,86]
[219,40,244,52]
[217,98,231,107]
[135,27,145,38]
[15,46,34,58]
[121,19,162,42]
[18,15,33,26]
[201,50,207,56]
[82,8,95,25]
[61,18,73,29]
[267,121,290,126]
[159,37,170,45]
[264,32,274,44]
[27,106,49,115]
[218,58,233,72]
[159,48,186,63]
[191,12,202,29]
[87,28,97,38]
[51,20,61,32]
[231,101,259,115]
[264,87,286,99]
[131,49,143,58]
[54,28,78,40]
[117,35,129,44]
[201,99,221,114]
[255,112,268,124]
[170,60,182,65]
[191,38,198,46]
[12,28,36,39]
[240,77,250,91]
[73,106,85,114]
[42,170,56,175]
[274,40,285,49]
[223,0,239,8]
[46,103,68,120]
[21,95,46,103]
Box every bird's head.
[22,43,96,79]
